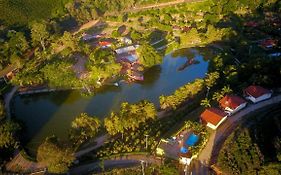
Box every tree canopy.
[70,113,101,145]
[41,60,81,88]
[104,100,157,136]
[137,42,162,67]
[160,78,205,110]
[0,121,20,149]
[31,22,50,50]
[0,100,5,120]
[37,136,75,173]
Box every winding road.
[193,94,281,174]
[71,0,205,35]
[70,94,281,174]
[124,0,204,12]
[70,154,162,175]
[3,86,18,120]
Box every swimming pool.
[185,133,199,146]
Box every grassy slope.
[0,0,71,25]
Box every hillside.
[0,0,70,25]
[218,104,281,174]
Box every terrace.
[157,130,199,165]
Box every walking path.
[75,135,108,157]
[197,94,281,166]
[70,154,161,175]
[3,86,18,119]
[73,20,100,35]
[5,150,46,173]
[75,109,173,158]
[68,0,204,37]
[124,0,204,13]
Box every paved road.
[70,154,162,175]
[5,150,46,173]
[70,0,204,36]
[124,0,204,13]
[3,86,18,120]
[195,94,281,172]
[75,110,172,158]
[75,134,108,157]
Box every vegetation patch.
[0,0,70,25]
[217,103,281,174]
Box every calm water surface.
[12,48,209,152]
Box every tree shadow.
[196,1,281,172]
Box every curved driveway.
[193,94,281,174]
[72,95,281,175]
[3,86,18,120]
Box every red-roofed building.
[200,108,228,130]
[0,65,18,83]
[244,21,259,27]
[172,25,181,31]
[99,41,111,48]
[219,95,247,114]
[244,85,272,103]
[260,39,278,49]
[182,26,192,32]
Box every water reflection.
[12,48,210,151]
[141,65,162,88]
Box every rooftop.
[244,85,271,98]
[200,108,227,126]
[219,95,246,110]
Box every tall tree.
[104,100,156,136]
[58,32,80,53]
[205,71,220,89]
[41,60,80,88]
[0,100,5,120]
[212,85,233,102]
[200,98,211,108]
[205,71,220,97]
[37,136,75,174]
[0,121,20,149]
[70,113,101,145]
[7,30,29,54]
[137,42,162,67]
[31,22,49,50]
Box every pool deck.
[158,130,191,159]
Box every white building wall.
[206,123,217,130]
[179,157,192,165]
[206,116,227,130]
[225,102,247,114]
[231,102,247,114]
[246,93,272,103]
[179,155,197,165]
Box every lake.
[12,48,209,153]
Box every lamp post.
[141,160,145,175]
[145,134,149,150]
[184,163,188,175]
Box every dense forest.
[0,0,174,27]
[218,104,281,174]
[0,0,70,26]
[0,0,281,174]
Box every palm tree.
[71,113,101,145]
[200,98,211,108]
[221,85,233,94]
[212,91,224,102]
